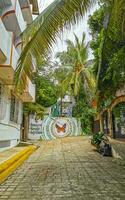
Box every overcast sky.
[38,0,98,59]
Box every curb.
[108,137,123,159]
[111,147,122,159]
[0,145,37,184]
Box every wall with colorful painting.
[29,116,82,140]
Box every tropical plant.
[72,81,96,134]
[91,132,104,147]
[88,0,125,110]
[91,131,112,156]
[24,103,45,120]
[14,0,94,87]
[52,66,71,116]
[35,75,59,107]
[23,69,59,121]
[56,32,96,100]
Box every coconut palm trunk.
[22,113,29,142]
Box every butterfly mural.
[55,123,67,133]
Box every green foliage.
[112,102,125,125]
[24,103,45,119]
[56,32,88,67]
[88,8,105,36]
[52,67,71,97]
[88,0,125,110]
[91,132,104,147]
[88,8,106,77]
[72,83,96,134]
[35,75,59,107]
[24,75,59,118]
[73,101,95,134]
[104,47,125,89]
[55,33,96,130]
[15,0,93,86]
[56,33,96,98]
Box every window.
[10,94,19,123]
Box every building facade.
[93,87,125,139]
[0,0,39,150]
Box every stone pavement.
[0,136,125,200]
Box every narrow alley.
[0,137,125,200]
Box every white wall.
[0,84,23,150]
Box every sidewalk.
[0,144,37,184]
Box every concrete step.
[0,145,37,184]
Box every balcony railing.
[0,19,19,82]
[1,0,26,37]
[0,19,13,63]
[18,0,33,24]
[15,0,26,32]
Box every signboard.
[29,115,43,139]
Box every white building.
[0,0,39,150]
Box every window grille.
[10,94,19,123]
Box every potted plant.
[91,132,112,156]
[91,132,104,149]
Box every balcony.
[0,19,19,83]
[0,0,26,39]
[18,0,33,25]
[19,77,35,102]
[18,0,39,25]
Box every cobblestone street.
[0,136,125,200]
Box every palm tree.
[15,0,94,86]
[56,33,96,102]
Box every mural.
[29,116,82,140]
[29,115,43,140]
[42,117,82,140]
[52,118,73,138]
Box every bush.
[91,132,104,148]
[91,132,112,156]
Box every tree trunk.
[23,113,29,142]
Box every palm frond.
[15,0,94,86]
[81,32,86,45]
[74,32,88,65]
[65,39,75,49]
[60,71,72,95]
[82,67,96,91]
